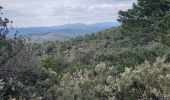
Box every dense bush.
[0,6,60,99]
[117,57,170,99]
[42,57,170,100]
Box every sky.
[0,0,135,27]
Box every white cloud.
[88,4,115,11]
[88,3,132,11]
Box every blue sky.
[1,0,135,27]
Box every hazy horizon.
[13,21,119,28]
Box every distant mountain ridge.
[13,22,120,42]
[15,22,119,35]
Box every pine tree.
[0,6,10,40]
[118,0,170,45]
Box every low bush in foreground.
[42,57,170,100]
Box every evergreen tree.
[118,0,170,45]
[0,6,10,40]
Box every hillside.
[33,27,169,73]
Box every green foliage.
[43,57,170,100]
[41,54,69,74]
[43,63,118,100]
[117,57,170,99]
[0,7,58,100]
[41,55,56,69]
[118,0,170,46]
